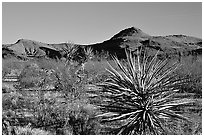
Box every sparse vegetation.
[2,44,202,134]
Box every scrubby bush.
[82,60,110,84]
[46,60,101,134]
[2,58,25,78]
[3,58,101,135]
[18,61,58,89]
[14,125,52,135]
[175,55,202,97]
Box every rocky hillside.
[87,27,202,58]
[2,39,73,59]
[2,27,202,59]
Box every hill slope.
[2,27,202,59]
[87,27,201,58]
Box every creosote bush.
[96,48,193,135]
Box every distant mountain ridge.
[2,27,202,59]
[87,27,201,58]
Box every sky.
[2,2,202,45]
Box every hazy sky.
[2,2,202,44]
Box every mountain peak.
[111,27,151,40]
[127,27,142,32]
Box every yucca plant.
[61,42,79,65]
[96,48,193,135]
[84,47,94,61]
[79,47,94,72]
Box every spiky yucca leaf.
[62,42,79,64]
[97,48,192,135]
[84,47,94,60]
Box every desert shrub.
[82,60,111,84]
[95,48,193,135]
[48,60,101,134]
[35,58,58,70]
[2,122,51,135]
[2,58,25,78]
[18,61,58,89]
[11,59,101,135]
[18,63,43,89]
[2,90,35,129]
[92,50,111,61]
[3,52,116,135]
[62,101,100,135]
[14,125,52,135]
[174,55,202,97]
